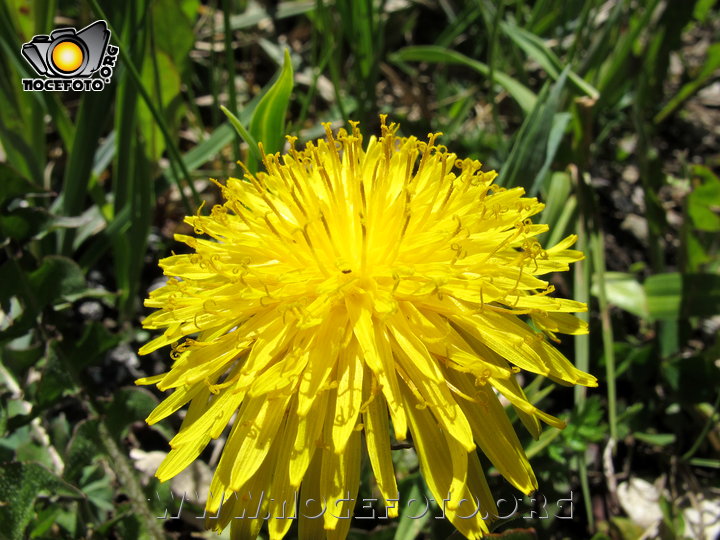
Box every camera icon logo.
[20,20,119,92]
[22,20,110,78]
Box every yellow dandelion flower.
[137,116,597,540]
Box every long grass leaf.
[88,0,199,211]
[655,43,720,123]
[500,21,599,100]
[500,68,569,189]
[390,45,537,114]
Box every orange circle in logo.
[52,41,83,73]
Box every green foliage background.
[0,0,718,539]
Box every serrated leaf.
[63,419,103,484]
[104,387,159,440]
[28,256,86,309]
[0,462,83,540]
[59,321,121,371]
[36,342,77,408]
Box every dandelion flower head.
[137,117,597,539]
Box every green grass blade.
[59,92,114,255]
[499,68,569,189]
[227,0,315,31]
[220,106,262,167]
[390,45,537,114]
[529,111,571,197]
[88,0,199,211]
[655,42,720,123]
[500,21,599,99]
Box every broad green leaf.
[645,272,720,321]
[59,322,122,372]
[29,506,64,538]
[0,207,49,241]
[149,0,198,70]
[137,50,183,161]
[0,163,37,207]
[2,341,43,379]
[684,232,711,272]
[645,273,682,321]
[390,45,537,114]
[592,272,648,319]
[609,517,645,540]
[693,0,717,21]
[134,0,196,162]
[687,165,720,232]
[4,0,34,39]
[247,48,294,173]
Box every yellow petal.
[331,339,364,454]
[401,381,469,514]
[389,313,474,452]
[447,369,537,494]
[228,394,291,491]
[290,389,328,487]
[320,401,361,532]
[298,450,326,540]
[268,398,301,540]
[296,311,344,417]
[362,374,399,517]
[346,296,407,440]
